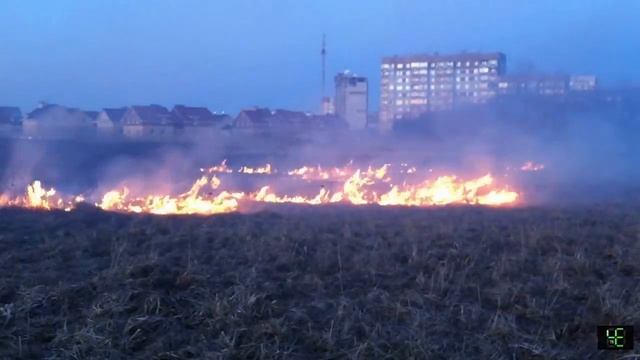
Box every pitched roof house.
[96,107,128,135]
[233,107,348,134]
[234,107,273,130]
[121,105,179,137]
[23,104,96,136]
[172,105,217,126]
[269,109,309,129]
[122,105,175,125]
[84,111,100,124]
[172,105,234,139]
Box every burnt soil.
[0,205,638,359]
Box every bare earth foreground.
[0,205,639,359]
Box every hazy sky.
[0,0,638,114]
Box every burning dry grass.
[0,205,638,358]
[0,162,519,215]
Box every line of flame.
[0,163,519,215]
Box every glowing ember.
[202,160,233,174]
[520,161,545,172]
[0,163,520,215]
[287,164,353,181]
[237,164,274,174]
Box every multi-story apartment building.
[569,75,597,91]
[379,52,506,129]
[497,75,569,96]
[335,72,368,130]
[497,74,597,96]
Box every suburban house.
[307,114,348,131]
[234,107,347,134]
[121,105,179,138]
[234,108,312,133]
[22,104,96,137]
[0,107,22,135]
[234,107,273,133]
[268,109,310,132]
[96,107,127,135]
[171,105,231,138]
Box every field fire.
[0,162,520,215]
[2,2,639,358]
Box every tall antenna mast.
[321,33,326,98]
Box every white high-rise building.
[379,52,506,130]
[334,72,368,130]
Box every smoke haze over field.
[1,95,639,207]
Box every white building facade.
[379,52,506,130]
[334,72,368,130]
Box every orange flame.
[1,163,520,215]
[237,164,273,174]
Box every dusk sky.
[0,0,638,114]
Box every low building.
[569,75,597,91]
[234,107,273,133]
[96,107,127,135]
[307,114,348,131]
[84,111,99,125]
[269,109,310,132]
[172,105,231,139]
[23,104,96,137]
[121,105,179,138]
[497,75,569,96]
[234,107,347,134]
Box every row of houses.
[0,104,347,139]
